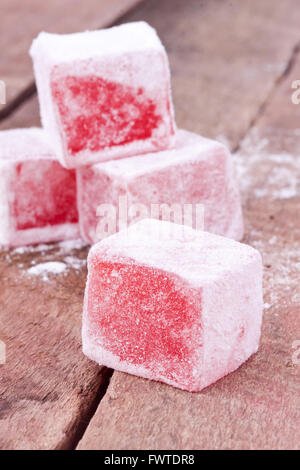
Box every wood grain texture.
[0,101,114,450]
[78,0,300,450]
[1,0,299,450]
[0,241,113,449]
[0,0,143,108]
[117,0,300,150]
[0,250,111,450]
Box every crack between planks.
[2,0,299,451]
[57,367,114,450]
[0,0,145,123]
[63,35,300,452]
[0,0,144,451]
[233,40,300,154]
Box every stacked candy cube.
[0,22,262,391]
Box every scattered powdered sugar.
[233,129,300,306]
[251,165,298,199]
[269,236,277,245]
[25,253,87,282]
[27,261,67,281]
[1,238,89,281]
[11,243,54,255]
[8,238,88,256]
[235,128,300,200]
[57,238,88,252]
[248,224,300,306]
[64,255,87,270]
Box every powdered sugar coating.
[77,129,244,243]
[0,127,54,161]
[83,219,263,391]
[30,22,176,169]
[30,22,165,64]
[0,127,79,247]
[89,219,258,286]
[95,130,218,177]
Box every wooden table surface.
[0,0,143,115]
[0,0,299,450]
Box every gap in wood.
[0,0,146,123]
[59,367,114,450]
[233,40,300,154]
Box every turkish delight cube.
[82,218,263,392]
[0,128,79,247]
[30,22,176,169]
[77,129,244,243]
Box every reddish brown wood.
[0,242,113,449]
[118,0,300,150]
[0,0,143,108]
[78,0,300,450]
[1,0,300,450]
[78,77,300,451]
[0,98,112,450]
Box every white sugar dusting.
[1,238,89,280]
[9,238,88,256]
[64,255,87,270]
[235,128,300,200]
[264,303,272,310]
[27,261,67,281]
[58,238,88,252]
[233,128,300,307]
[11,243,54,255]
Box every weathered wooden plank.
[78,0,300,450]
[0,253,111,450]
[0,0,143,109]
[116,0,300,150]
[0,99,113,450]
[78,128,300,449]
[2,0,300,450]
